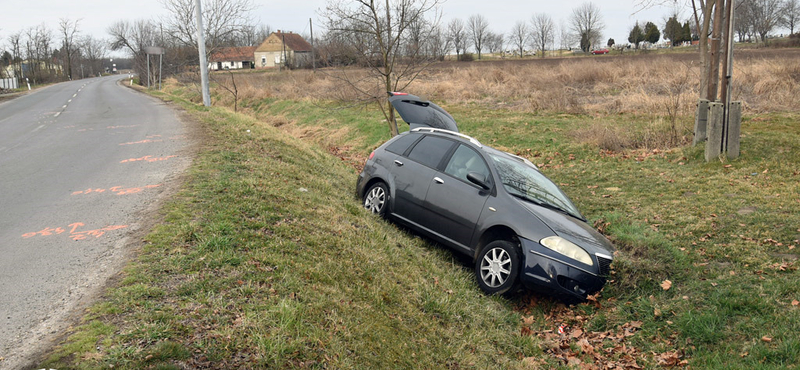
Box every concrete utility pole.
[195,0,211,107]
[310,18,316,72]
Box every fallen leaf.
[762,336,772,343]
[522,315,535,326]
[577,338,594,353]
[661,280,672,290]
[792,300,799,306]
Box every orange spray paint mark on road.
[107,125,139,129]
[120,155,177,163]
[72,184,162,196]
[22,222,128,241]
[119,139,163,146]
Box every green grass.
[42,85,800,369]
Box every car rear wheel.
[475,240,520,295]
[363,182,388,216]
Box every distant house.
[209,46,257,71]
[254,31,313,69]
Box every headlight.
[540,236,593,266]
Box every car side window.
[406,135,454,169]
[444,144,491,184]
[385,132,421,155]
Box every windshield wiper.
[510,193,586,222]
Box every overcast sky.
[1,0,689,54]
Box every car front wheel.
[475,240,520,295]
[363,182,388,216]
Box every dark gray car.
[356,93,614,300]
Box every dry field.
[210,48,800,118]
[195,48,800,151]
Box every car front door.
[423,144,492,252]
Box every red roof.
[210,46,256,62]
[272,32,312,52]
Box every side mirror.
[467,172,491,190]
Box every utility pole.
[310,18,316,72]
[195,0,211,107]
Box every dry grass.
[201,49,800,118]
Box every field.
[42,49,800,369]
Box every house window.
[261,56,266,66]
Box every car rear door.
[390,135,456,226]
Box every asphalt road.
[0,76,191,369]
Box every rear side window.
[385,132,421,155]
[407,135,454,169]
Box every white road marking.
[68,99,72,103]
[54,112,61,117]
[62,105,67,109]
[32,125,45,133]
[73,94,77,98]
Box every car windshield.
[489,153,584,220]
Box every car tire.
[475,240,520,295]
[363,182,389,217]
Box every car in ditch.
[355,92,614,300]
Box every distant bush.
[458,53,474,62]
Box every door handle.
[433,177,444,184]
[394,160,403,166]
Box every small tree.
[323,0,443,136]
[467,14,489,59]
[628,22,645,49]
[784,0,798,35]
[530,13,555,58]
[447,18,468,61]
[508,21,528,58]
[570,2,604,52]
[664,16,683,46]
[644,21,660,45]
[607,38,615,47]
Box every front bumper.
[518,237,611,300]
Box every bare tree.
[160,0,254,55]
[446,18,468,60]
[7,32,23,82]
[530,13,555,57]
[24,24,55,84]
[322,0,444,136]
[734,0,754,42]
[426,23,451,61]
[558,22,571,54]
[784,0,798,34]
[485,31,504,54]
[255,24,273,44]
[80,35,107,76]
[570,2,604,52]
[508,21,528,57]
[467,14,489,59]
[748,0,784,43]
[59,18,81,80]
[108,19,159,83]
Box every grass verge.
[43,80,800,369]
[42,91,542,370]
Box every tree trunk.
[707,0,723,102]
